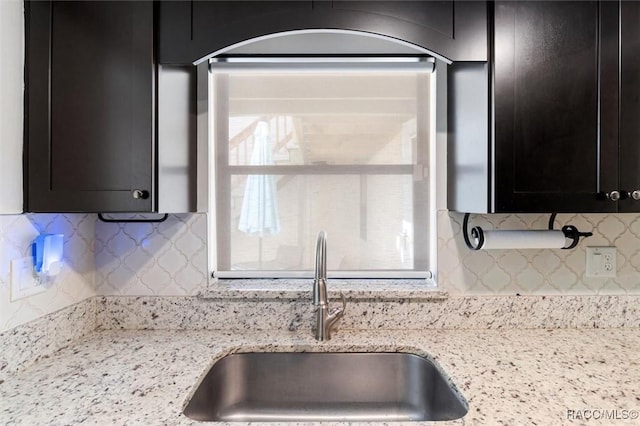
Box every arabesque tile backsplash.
[3,210,640,332]
[94,211,640,296]
[439,211,640,294]
[94,214,207,296]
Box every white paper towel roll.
[477,230,567,250]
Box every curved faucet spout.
[312,231,346,341]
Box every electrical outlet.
[586,247,617,278]
[10,257,45,301]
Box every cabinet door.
[493,1,618,213]
[619,1,640,212]
[25,1,155,213]
[157,1,487,64]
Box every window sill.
[199,278,447,301]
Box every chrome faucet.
[312,231,346,341]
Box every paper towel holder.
[462,213,593,250]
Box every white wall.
[0,0,24,214]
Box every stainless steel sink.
[183,352,468,422]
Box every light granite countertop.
[1,327,639,425]
[200,279,446,300]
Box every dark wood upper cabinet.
[157,1,488,64]
[619,1,640,212]
[28,1,640,215]
[25,1,155,213]
[493,1,618,213]
[449,1,639,214]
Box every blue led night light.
[32,234,64,276]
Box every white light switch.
[10,257,45,301]
[586,247,617,278]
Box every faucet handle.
[330,291,347,318]
[326,291,347,336]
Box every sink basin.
[183,352,468,422]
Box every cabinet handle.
[132,189,149,200]
[630,190,640,201]
[606,191,621,201]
